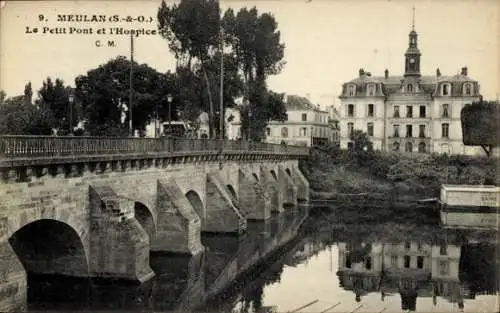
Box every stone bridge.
[0,136,309,311]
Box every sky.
[1,0,499,109]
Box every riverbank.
[301,146,498,202]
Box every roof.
[285,95,315,110]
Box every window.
[407,84,413,93]
[368,104,374,117]
[299,127,307,136]
[405,141,413,152]
[442,104,449,118]
[442,84,449,96]
[439,261,448,275]
[439,244,447,255]
[393,124,400,138]
[406,125,413,138]
[347,104,354,117]
[406,106,413,118]
[442,123,449,138]
[419,125,426,138]
[266,127,271,136]
[405,241,411,250]
[348,85,355,96]
[393,142,400,151]
[281,127,288,138]
[302,113,307,121]
[419,105,426,118]
[394,106,400,118]
[404,255,411,268]
[365,257,372,270]
[368,84,375,96]
[391,255,398,267]
[347,122,354,137]
[417,256,424,269]
[464,83,472,96]
[417,242,422,250]
[418,142,426,153]
[367,123,374,136]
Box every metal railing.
[0,135,309,159]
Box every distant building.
[227,94,336,147]
[338,17,483,155]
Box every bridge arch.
[185,190,204,220]
[134,202,157,243]
[8,218,89,277]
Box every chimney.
[384,69,389,79]
[461,66,468,76]
[436,68,441,77]
[359,68,365,76]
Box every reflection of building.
[287,237,327,266]
[337,240,471,311]
[337,15,482,154]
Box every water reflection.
[27,207,309,312]
[25,208,498,313]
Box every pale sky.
[1,0,499,108]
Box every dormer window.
[464,83,472,96]
[442,83,451,96]
[367,84,375,96]
[348,85,356,96]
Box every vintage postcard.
[0,0,498,312]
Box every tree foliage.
[36,77,75,131]
[461,99,500,157]
[0,95,55,135]
[158,0,221,137]
[349,130,373,152]
[74,56,173,136]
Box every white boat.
[439,184,499,229]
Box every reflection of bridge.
[0,136,310,312]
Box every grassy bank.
[300,146,499,201]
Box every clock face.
[410,58,415,64]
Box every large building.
[338,18,482,155]
[228,94,338,147]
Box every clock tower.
[404,6,421,77]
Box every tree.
[461,99,500,157]
[74,56,169,136]
[222,7,286,140]
[24,82,33,105]
[0,90,6,105]
[37,77,73,131]
[158,0,221,138]
[0,95,55,135]
[349,130,372,152]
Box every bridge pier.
[0,243,27,312]
[279,166,298,207]
[89,185,154,283]
[154,180,204,255]
[205,173,247,233]
[238,169,271,221]
[260,166,284,213]
[291,165,310,202]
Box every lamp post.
[68,90,74,135]
[167,94,173,135]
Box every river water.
[25,206,498,313]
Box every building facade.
[228,94,337,147]
[338,24,482,155]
